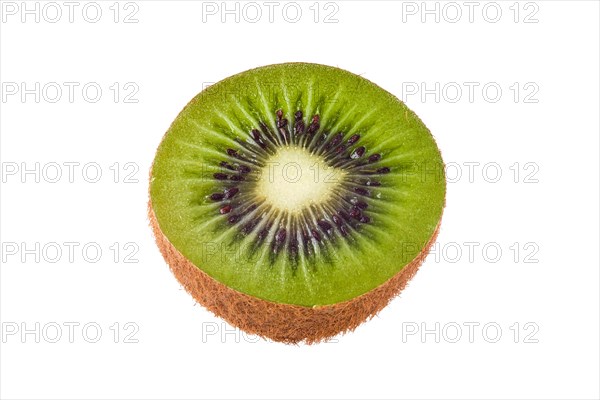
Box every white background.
[1,1,599,399]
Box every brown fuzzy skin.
[149,200,441,344]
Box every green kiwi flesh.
[149,63,445,331]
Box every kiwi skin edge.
[148,197,441,344]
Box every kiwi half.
[149,63,445,344]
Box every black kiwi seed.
[332,215,343,226]
[339,210,351,221]
[307,115,320,134]
[311,229,321,242]
[209,109,391,265]
[210,193,225,201]
[327,133,343,150]
[227,149,240,158]
[224,187,239,199]
[220,161,235,170]
[317,219,334,235]
[347,134,360,145]
[258,228,269,241]
[349,207,362,219]
[363,179,380,187]
[354,187,370,196]
[356,201,369,209]
[368,154,381,163]
[276,228,287,243]
[350,146,365,159]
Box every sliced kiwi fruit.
[149,63,445,344]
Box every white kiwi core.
[255,146,346,214]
